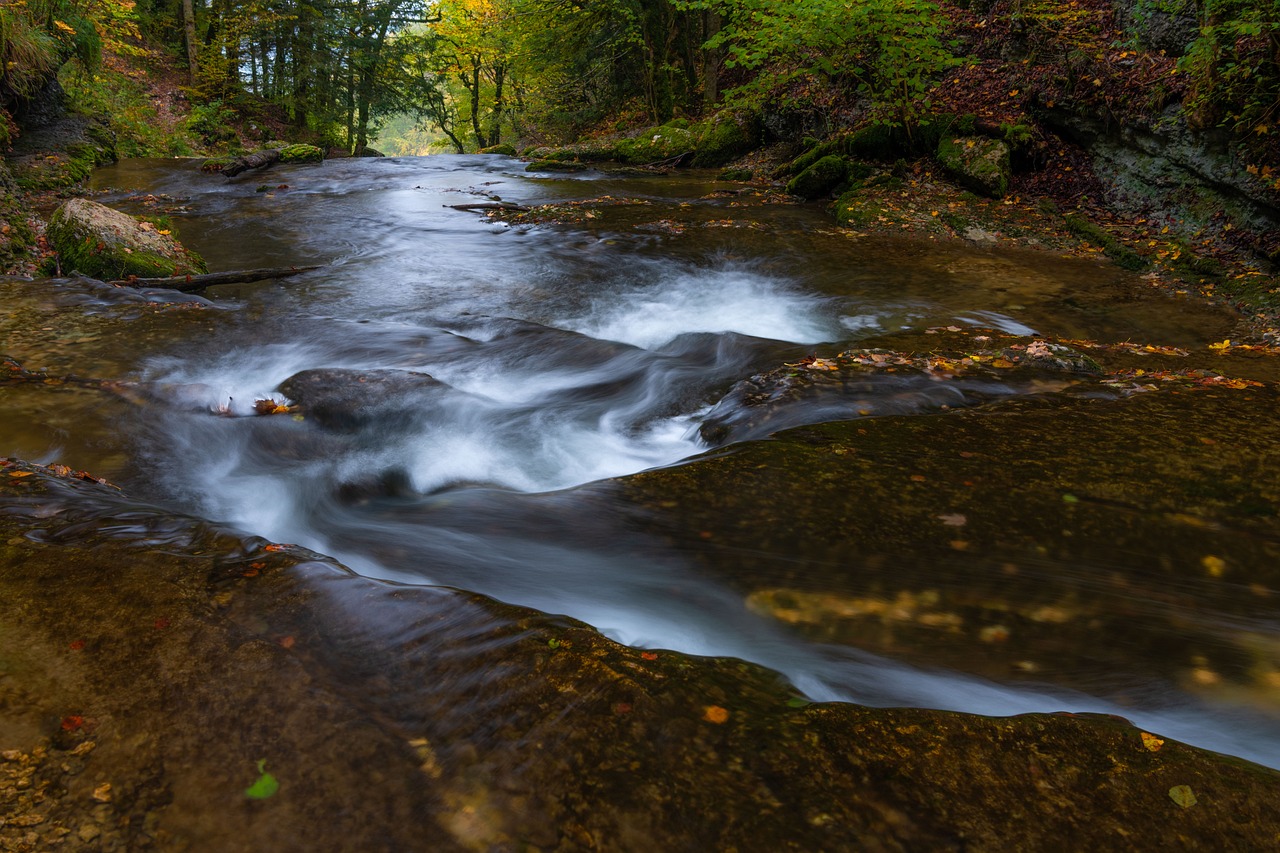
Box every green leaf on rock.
[786,697,812,708]
[245,759,280,800]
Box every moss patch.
[278,144,324,164]
[787,155,850,200]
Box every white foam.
[566,266,837,349]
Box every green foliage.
[677,0,961,126]
[186,100,240,150]
[62,64,192,157]
[1181,0,1280,142]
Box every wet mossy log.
[111,265,322,291]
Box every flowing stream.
[5,154,1280,769]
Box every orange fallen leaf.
[702,705,730,724]
[640,651,659,661]
[1141,732,1164,752]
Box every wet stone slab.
[1,461,1279,850]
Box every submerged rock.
[45,198,207,280]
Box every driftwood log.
[111,266,322,292]
[446,202,530,213]
[221,149,282,178]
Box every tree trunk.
[486,64,505,147]
[181,0,199,85]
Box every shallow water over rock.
[3,154,1279,791]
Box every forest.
[3,0,1277,160]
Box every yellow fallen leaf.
[702,705,729,724]
[990,358,1016,369]
[1168,785,1197,808]
[1202,555,1226,577]
[1140,732,1164,752]
[1208,339,1231,350]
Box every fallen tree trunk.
[112,265,322,292]
[446,202,530,213]
[221,149,282,178]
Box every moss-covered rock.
[691,110,762,168]
[718,168,754,182]
[45,198,207,279]
[278,143,325,164]
[787,155,850,200]
[936,134,1013,198]
[615,124,697,165]
[479,143,518,156]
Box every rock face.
[45,198,207,280]
[1040,104,1280,259]
[5,113,116,191]
[936,135,1012,198]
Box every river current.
[5,154,1280,769]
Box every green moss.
[45,200,207,280]
[787,155,850,200]
[615,126,697,165]
[691,110,762,168]
[278,144,324,164]
[936,135,1012,198]
[1063,214,1150,271]
[479,143,518,156]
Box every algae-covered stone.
[691,110,762,168]
[278,144,324,164]
[787,155,849,200]
[937,135,1012,198]
[46,198,208,279]
[615,124,697,165]
[479,143,518,156]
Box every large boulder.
[615,123,697,164]
[936,134,1013,198]
[45,198,207,280]
[691,109,762,167]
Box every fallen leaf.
[245,759,280,800]
[702,705,730,724]
[1141,732,1165,752]
[1201,555,1226,577]
[1168,785,1197,808]
[92,783,112,802]
[990,358,1016,369]
[640,651,659,661]
[937,513,967,527]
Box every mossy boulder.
[718,168,754,182]
[615,124,697,165]
[45,198,207,280]
[479,143,518,156]
[691,110,763,168]
[787,155,850,200]
[278,144,325,164]
[936,135,1013,198]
